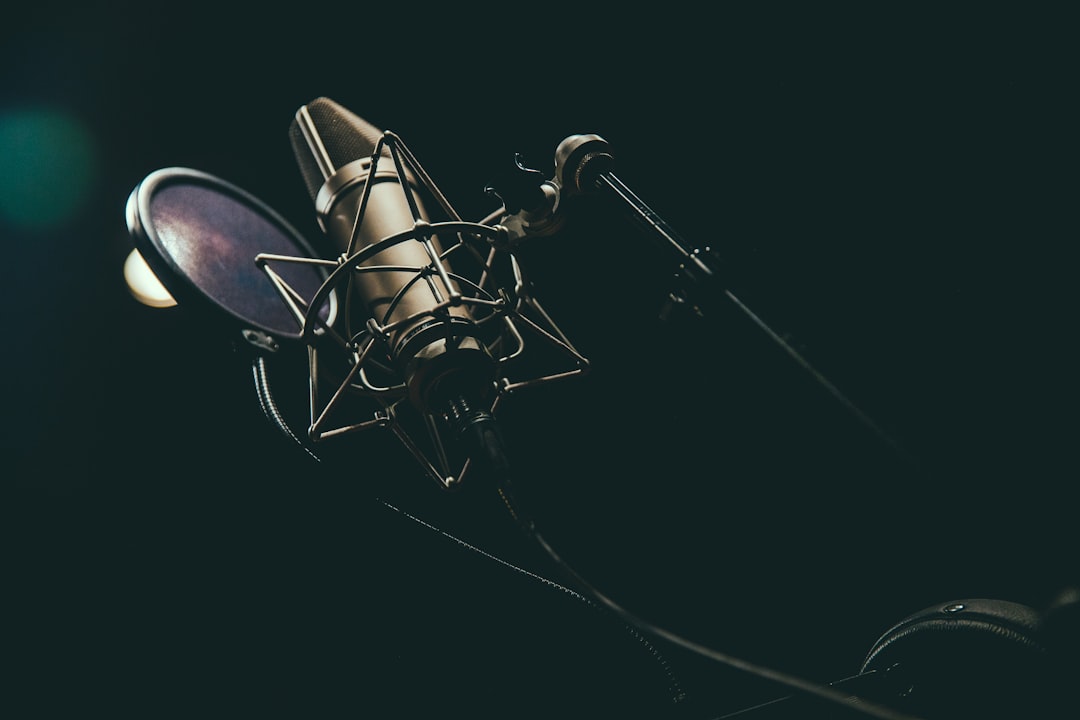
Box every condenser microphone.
[288,97,506,476]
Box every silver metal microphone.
[289,97,497,421]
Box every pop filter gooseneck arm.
[248,351,691,709]
[250,347,919,718]
[552,134,920,473]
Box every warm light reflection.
[123,247,177,308]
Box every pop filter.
[125,167,336,348]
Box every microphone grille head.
[289,97,388,201]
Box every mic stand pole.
[553,134,917,470]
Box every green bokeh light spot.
[0,108,99,232]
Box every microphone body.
[289,97,497,433]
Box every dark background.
[4,6,1076,718]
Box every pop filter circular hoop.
[126,167,336,346]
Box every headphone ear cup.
[861,598,1050,718]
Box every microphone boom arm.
[550,133,917,469]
